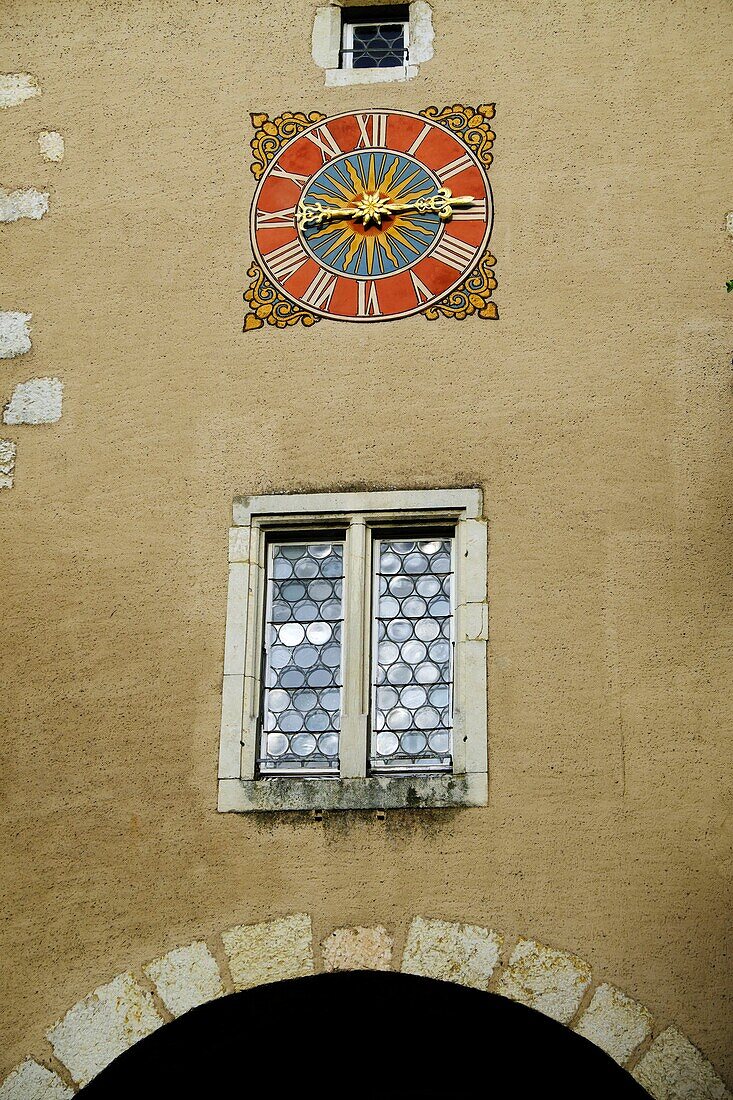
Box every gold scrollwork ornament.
[423,252,499,321]
[249,110,327,180]
[419,103,496,168]
[243,262,320,331]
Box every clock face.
[250,110,493,322]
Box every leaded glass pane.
[350,23,406,68]
[370,537,454,772]
[259,540,343,774]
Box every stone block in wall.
[38,131,64,163]
[3,378,63,424]
[0,188,49,222]
[573,982,653,1064]
[0,440,16,488]
[322,925,393,972]
[0,74,40,109]
[46,972,164,1087]
[401,916,503,990]
[632,1027,732,1100]
[144,941,224,1017]
[222,913,314,990]
[0,1059,73,1100]
[495,939,592,1024]
[0,312,31,359]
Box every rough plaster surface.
[38,131,64,163]
[3,378,63,424]
[144,941,223,1017]
[0,440,16,489]
[46,973,163,1087]
[401,917,502,989]
[222,914,314,990]
[632,1028,732,1100]
[0,312,31,358]
[573,982,653,1065]
[496,940,592,1024]
[0,1060,73,1100]
[322,925,393,972]
[0,74,39,109]
[0,188,49,223]
[1,0,732,1089]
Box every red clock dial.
[250,110,493,322]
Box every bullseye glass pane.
[370,536,454,772]
[259,540,343,774]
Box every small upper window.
[312,2,434,88]
[340,6,409,70]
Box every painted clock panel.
[249,109,494,324]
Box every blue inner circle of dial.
[299,150,444,279]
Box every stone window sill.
[218,772,487,813]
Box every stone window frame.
[218,488,488,812]
[312,1,434,88]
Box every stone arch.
[1,914,729,1099]
[74,973,650,1097]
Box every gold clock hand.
[296,201,361,230]
[296,188,477,232]
[297,192,393,230]
[384,188,476,222]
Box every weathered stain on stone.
[38,131,65,163]
[409,0,435,63]
[0,74,40,109]
[402,916,502,989]
[0,188,49,223]
[0,312,32,358]
[573,982,653,1065]
[496,939,592,1024]
[322,925,393,972]
[3,378,63,424]
[0,440,16,489]
[222,913,314,990]
[234,772,475,812]
[632,1027,732,1100]
[144,941,224,1017]
[0,1059,74,1100]
[46,973,163,1087]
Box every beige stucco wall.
[1,0,731,1087]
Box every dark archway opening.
[78,970,651,1098]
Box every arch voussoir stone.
[143,941,224,1018]
[44,973,164,1089]
[0,1058,73,1100]
[2,913,730,1099]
